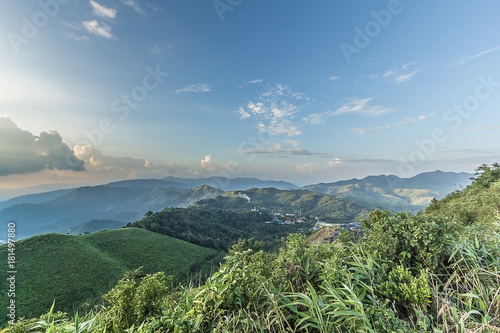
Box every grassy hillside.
[424,164,500,225]
[0,228,223,325]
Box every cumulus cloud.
[175,84,212,94]
[200,154,215,171]
[90,0,117,18]
[0,117,85,176]
[73,144,196,179]
[238,84,307,137]
[330,97,395,117]
[83,20,114,39]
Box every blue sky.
[1,0,500,199]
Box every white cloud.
[73,144,195,177]
[302,113,325,125]
[383,62,422,85]
[297,158,343,174]
[90,0,117,19]
[175,84,212,94]
[65,32,92,42]
[450,45,500,67]
[238,107,251,119]
[459,124,500,132]
[330,97,395,117]
[200,154,214,171]
[238,84,306,137]
[329,75,340,81]
[236,142,311,156]
[82,20,114,39]
[121,0,145,15]
[248,79,263,84]
[350,112,436,134]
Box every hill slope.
[194,187,375,223]
[131,206,313,251]
[303,171,472,213]
[0,228,223,324]
[423,164,500,225]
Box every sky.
[1,0,500,200]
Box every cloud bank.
[0,117,85,176]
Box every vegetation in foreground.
[3,164,500,332]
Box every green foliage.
[131,206,313,251]
[361,210,459,271]
[380,265,431,309]
[195,187,374,223]
[425,163,500,226]
[102,269,172,330]
[470,162,500,188]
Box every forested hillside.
[194,187,374,223]
[130,207,314,251]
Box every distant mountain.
[303,171,473,213]
[0,188,73,211]
[194,187,375,223]
[0,228,224,325]
[0,184,224,239]
[161,176,298,191]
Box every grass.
[0,228,223,325]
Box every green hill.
[0,228,223,325]
[130,206,315,251]
[424,163,500,225]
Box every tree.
[470,163,500,188]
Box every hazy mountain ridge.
[302,171,473,213]
[0,171,473,240]
[0,184,225,239]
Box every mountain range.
[303,171,472,212]
[0,171,472,240]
